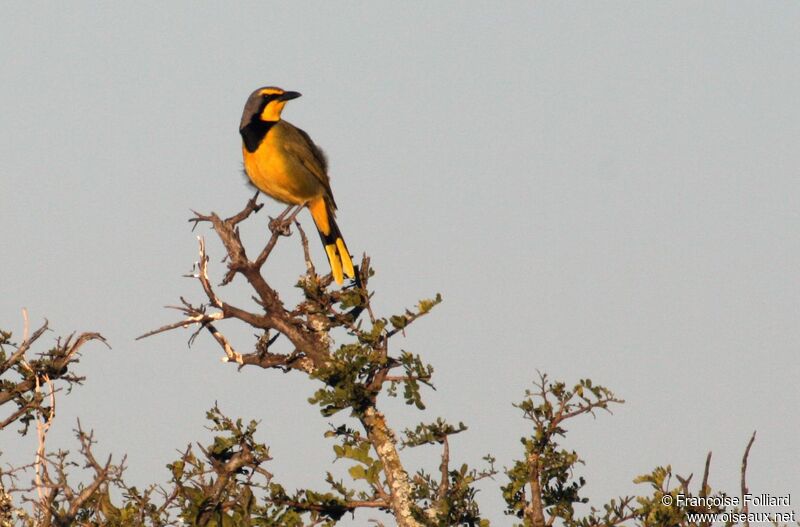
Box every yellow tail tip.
[336,237,355,279]
[325,244,344,284]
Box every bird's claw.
[268,217,293,236]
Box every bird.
[239,86,355,285]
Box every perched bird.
[239,86,355,284]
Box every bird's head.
[240,87,302,129]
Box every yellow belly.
[242,136,321,205]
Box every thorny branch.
[1,312,106,433]
[136,197,437,527]
[138,198,432,378]
[139,198,344,371]
[5,422,126,527]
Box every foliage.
[501,374,769,527]
[502,374,623,525]
[0,199,776,527]
[0,320,105,436]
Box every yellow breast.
[242,125,319,206]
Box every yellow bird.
[239,86,355,284]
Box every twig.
[296,219,317,279]
[253,205,303,269]
[700,451,711,497]
[740,431,756,527]
[360,256,377,324]
[279,498,388,514]
[136,310,225,340]
[205,324,243,365]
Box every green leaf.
[348,465,367,481]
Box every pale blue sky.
[1,2,798,523]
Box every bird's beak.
[280,91,302,101]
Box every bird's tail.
[307,197,355,284]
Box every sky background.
[1,2,798,524]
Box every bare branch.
[700,451,712,497]
[740,431,756,527]
[699,451,713,527]
[142,199,337,371]
[278,498,388,514]
[360,407,422,527]
[437,436,450,504]
[0,318,49,376]
[295,218,317,279]
[253,205,303,269]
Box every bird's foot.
[268,216,294,236]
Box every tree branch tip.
[220,355,244,365]
[91,335,111,350]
